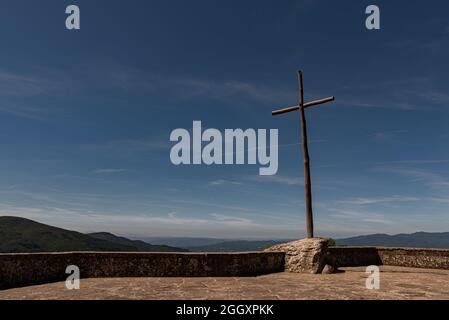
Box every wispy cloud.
[85,63,295,104]
[428,197,449,204]
[414,90,449,105]
[169,198,298,223]
[0,68,76,97]
[209,179,243,187]
[173,78,294,104]
[328,208,392,225]
[386,39,417,49]
[386,35,448,55]
[0,68,79,120]
[127,212,211,226]
[373,165,449,189]
[249,175,303,186]
[0,204,266,234]
[337,98,417,110]
[0,189,88,208]
[210,213,259,228]
[337,77,428,91]
[0,71,48,96]
[369,130,408,142]
[336,76,449,111]
[91,168,128,175]
[380,160,449,165]
[79,136,170,157]
[0,63,295,123]
[338,196,419,206]
[0,103,50,120]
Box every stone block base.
[265,238,329,274]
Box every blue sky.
[0,0,449,239]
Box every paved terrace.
[1,266,449,300]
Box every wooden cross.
[272,70,335,238]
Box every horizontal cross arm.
[272,96,335,116]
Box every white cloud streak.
[91,169,128,175]
[209,180,243,187]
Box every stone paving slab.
[1,266,448,300]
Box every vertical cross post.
[272,70,335,239]
[298,71,314,238]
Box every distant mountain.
[0,216,186,253]
[336,232,449,249]
[136,237,291,251]
[137,237,232,248]
[88,232,188,252]
[186,240,288,252]
[6,216,448,253]
[135,237,291,252]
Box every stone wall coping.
[330,246,449,252]
[0,251,284,256]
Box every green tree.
[327,238,337,247]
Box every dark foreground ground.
[1,266,448,300]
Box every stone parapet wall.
[326,247,383,267]
[327,247,449,270]
[2,246,449,290]
[378,247,449,269]
[0,252,285,290]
